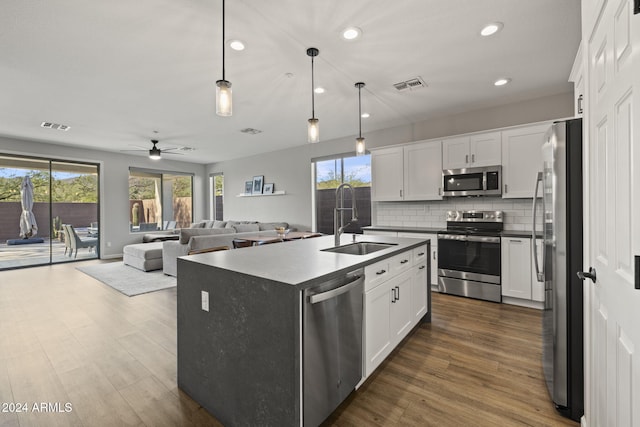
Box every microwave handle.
[532,172,544,282]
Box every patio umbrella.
[19,176,38,238]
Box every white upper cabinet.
[501,123,550,198]
[371,147,404,201]
[442,132,501,169]
[403,140,442,200]
[568,42,584,118]
[371,140,442,202]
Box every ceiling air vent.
[240,128,262,135]
[41,121,71,131]
[393,77,427,92]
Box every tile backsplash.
[374,197,536,231]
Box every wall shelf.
[236,190,286,198]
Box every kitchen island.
[176,233,430,426]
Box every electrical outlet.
[201,291,209,312]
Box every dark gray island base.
[177,234,429,426]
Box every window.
[0,154,99,270]
[129,169,193,232]
[210,173,224,221]
[313,154,371,234]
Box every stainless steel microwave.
[442,165,502,197]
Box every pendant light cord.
[358,86,362,138]
[311,54,315,119]
[221,0,226,81]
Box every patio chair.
[61,224,72,256]
[65,224,98,258]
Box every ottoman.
[123,242,164,272]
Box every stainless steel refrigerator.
[532,118,584,422]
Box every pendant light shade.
[355,82,366,156]
[216,0,232,117]
[307,47,320,143]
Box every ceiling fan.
[121,139,184,160]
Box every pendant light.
[216,0,232,116]
[355,82,366,156]
[307,47,320,143]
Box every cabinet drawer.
[365,259,391,291]
[412,245,428,266]
[389,251,413,274]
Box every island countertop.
[180,233,428,288]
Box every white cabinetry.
[501,236,544,308]
[397,232,438,288]
[371,141,442,202]
[442,132,501,169]
[364,245,428,377]
[569,42,584,118]
[501,123,550,198]
[371,147,403,201]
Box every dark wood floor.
[0,261,578,427]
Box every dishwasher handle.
[309,275,364,304]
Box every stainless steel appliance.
[438,210,503,302]
[303,268,364,426]
[442,165,502,197]
[532,118,583,421]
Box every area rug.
[77,262,176,296]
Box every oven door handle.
[438,234,500,243]
[465,235,500,243]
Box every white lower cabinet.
[364,245,428,377]
[501,236,544,308]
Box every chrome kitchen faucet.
[334,183,358,246]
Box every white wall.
[0,136,207,257]
[207,92,574,230]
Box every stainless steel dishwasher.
[303,268,364,427]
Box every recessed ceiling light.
[480,22,503,37]
[229,40,245,51]
[361,113,370,118]
[494,77,511,86]
[342,27,362,40]
[314,87,325,94]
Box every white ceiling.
[0,0,581,164]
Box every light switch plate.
[201,291,209,312]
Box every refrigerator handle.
[532,172,545,282]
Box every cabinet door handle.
[433,251,436,260]
[376,269,386,275]
[391,287,397,303]
[419,265,426,270]
[438,187,442,196]
[577,94,583,114]
[465,154,469,164]
[511,239,522,243]
[396,285,400,300]
[400,259,409,264]
[504,184,508,194]
[418,252,425,256]
[400,189,403,198]
[471,154,475,163]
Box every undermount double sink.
[322,241,397,255]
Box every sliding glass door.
[0,154,100,270]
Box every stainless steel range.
[437,210,503,303]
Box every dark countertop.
[363,225,442,234]
[182,234,429,288]
[364,225,542,239]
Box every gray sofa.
[162,220,289,276]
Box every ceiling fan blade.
[161,151,184,155]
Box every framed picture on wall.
[244,181,253,195]
[252,175,264,194]
[263,183,274,194]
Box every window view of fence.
[314,155,371,235]
[129,169,193,232]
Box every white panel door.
[501,238,532,299]
[364,280,392,376]
[583,0,640,425]
[403,140,443,200]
